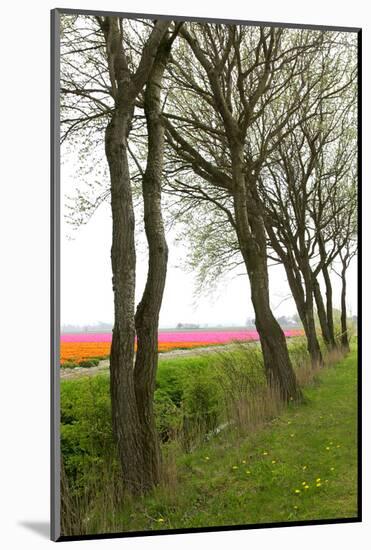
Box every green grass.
[79,348,358,534]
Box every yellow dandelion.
[302,465,307,470]
[232,465,238,470]
[326,447,330,451]
[294,505,298,509]
[294,489,301,494]
[302,482,306,486]
[245,470,251,475]
[242,460,246,464]
[290,433,295,437]
[304,485,309,490]
[336,445,341,448]
[272,460,276,464]
[157,518,165,523]
[263,451,268,456]
[316,478,321,482]
[205,456,210,461]
[316,482,322,488]
[330,467,335,471]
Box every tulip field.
[60,328,303,367]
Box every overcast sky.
[60,155,357,328]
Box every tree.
[60,14,178,494]
[132,25,182,489]
[161,24,324,400]
[259,35,356,363]
[98,15,173,494]
[331,183,357,351]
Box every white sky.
[60,155,357,328]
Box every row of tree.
[60,15,357,494]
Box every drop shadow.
[18,521,50,539]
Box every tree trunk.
[233,178,302,402]
[301,271,323,367]
[340,264,350,351]
[322,263,337,347]
[265,222,322,367]
[106,111,147,494]
[312,277,332,348]
[133,45,170,490]
[100,16,170,495]
[249,262,302,401]
[317,235,336,347]
[283,261,322,366]
[304,295,323,366]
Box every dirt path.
[60,343,248,380]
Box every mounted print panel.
[51,8,361,541]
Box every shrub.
[154,389,183,442]
[287,337,311,370]
[213,343,270,433]
[61,361,80,369]
[61,376,116,499]
[79,358,100,368]
[182,374,221,426]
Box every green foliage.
[61,361,80,369]
[154,389,182,442]
[61,340,355,527]
[331,309,357,345]
[181,370,222,437]
[286,337,310,369]
[61,357,104,369]
[61,340,313,490]
[61,376,116,497]
[85,349,358,533]
[215,343,265,396]
[155,355,223,446]
[78,358,100,368]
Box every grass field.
[61,344,358,535]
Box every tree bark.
[233,174,302,401]
[312,277,332,348]
[106,111,146,493]
[304,294,323,366]
[340,263,350,351]
[133,44,170,490]
[101,16,170,494]
[322,263,337,347]
[282,259,322,366]
[301,265,323,366]
[318,235,337,347]
[265,222,322,367]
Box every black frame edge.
[356,27,362,523]
[54,7,361,33]
[51,7,61,543]
[57,516,361,543]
